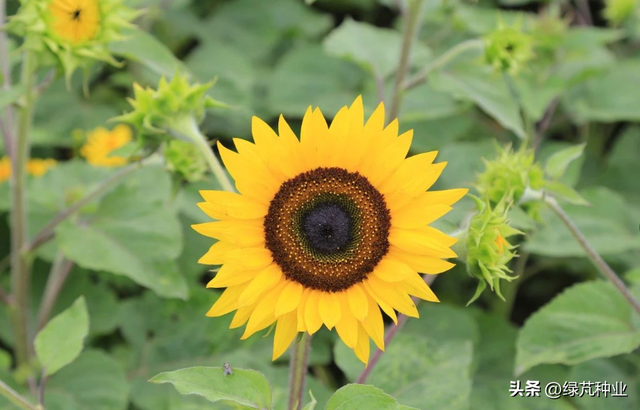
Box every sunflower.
[80,124,132,167]
[26,158,58,177]
[0,156,10,184]
[194,97,467,364]
[48,0,101,44]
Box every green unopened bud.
[604,0,638,25]
[484,19,534,75]
[477,145,545,205]
[164,140,207,182]
[466,196,523,305]
[114,72,224,147]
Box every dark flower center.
[71,9,82,21]
[264,167,391,292]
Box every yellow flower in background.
[49,0,101,44]
[81,124,132,167]
[27,158,57,176]
[0,156,11,184]
[194,97,467,364]
[1,156,57,183]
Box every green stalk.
[0,379,41,410]
[386,0,425,124]
[287,333,311,410]
[169,116,234,192]
[10,50,37,367]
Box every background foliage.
[2,0,640,409]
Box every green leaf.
[34,296,89,376]
[433,65,526,138]
[110,27,187,77]
[302,391,317,410]
[546,143,586,180]
[568,359,638,409]
[0,85,24,109]
[545,181,589,206]
[515,281,640,375]
[335,334,473,410]
[150,366,272,410]
[323,18,431,78]
[325,385,418,410]
[45,350,129,410]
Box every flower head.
[26,158,57,176]
[0,156,11,184]
[193,97,467,364]
[115,73,223,148]
[484,19,534,75]
[164,140,208,182]
[477,145,545,205]
[80,124,132,167]
[8,0,138,83]
[466,196,522,304]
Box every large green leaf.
[568,359,638,410]
[325,385,418,410]
[45,350,129,410]
[545,143,586,181]
[433,65,526,138]
[335,334,473,410]
[55,166,187,299]
[110,27,186,77]
[324,18,431,78]
[150,366,272,410]
[515,281,640,375]
[34,296,89,376]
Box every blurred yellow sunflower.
[1,156,57,183]
[194,97,466,364]
[80,124,132,167]
[49,0,101,44]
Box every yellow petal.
[206,283,249,317]
[360,127,412,187]
[304,291,323,334]
[386,188,469,212]
[372,258,415,282]
[238,264,283,307]
[192,219,264,246]
[318,292,341,330]
[401,273,440,302]
[354,324,371,364]
[391,204,452,229]
[241,283,285,339]
[362,281,397,324]
[297,289,310,332]
[275,281,304,317]
[199,243,273,269]
[362,296,385,351]
[198,190,267,220]
[198,241,237,265]
[384,162,448,206]
[277,115,307,177]
[389,227,457,258]
[367,276,419,318]
[206,264,261,288]
[218,142,278,203]
[388,246,455,274]
[230,304,256,329]
[346,283,369,321]
[334,294,358,349]
[272,311,299,360]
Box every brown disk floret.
[264,167,391,292]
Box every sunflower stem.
[0,379,41,410]
[546,197,640,315]
[0,0,15,159]
[287,332,311,410]
[170,116,235,192]
[36,252,74,331]
[387,0,425,124]
[10,49,37,368]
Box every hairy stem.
[287,333,312,410]
[0,0,15,159]
[356,274,436,384]
[10,50,37,367]
[546,197,640,315]
[171,116,234,192]
[25,157,156,254]
[387,0,424,124]
[0,379,41,410]
[36,253,74,331]
[404,39,484,91]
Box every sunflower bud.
[113,73,224,148]
[466,196,523,305]
[7,0,139,85]
[477,145,545,206]
[604,0,638,25]
[484,19,534,75]
[164,140,207,182]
